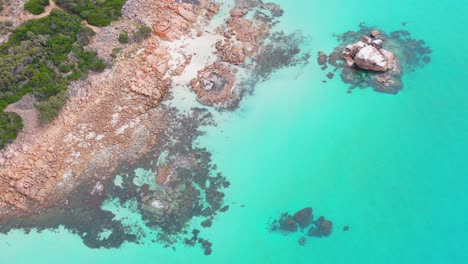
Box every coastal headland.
[0,0,309,250]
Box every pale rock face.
[372,39,383,48]
[379,48,400,74]
[151,200,164,209]
[354,45,388,72]
[341,33,399,73]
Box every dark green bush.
[34,90,67,123]
[77,26,96,46]
[134,26,152,42]
[0,112,23,149]
[24,0,50,15]
[55,0,126,26]
[59,63,71,73]
[110,47,121,59]
[118,32,129,43]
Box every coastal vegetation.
[54,0,126,26]
[118,32,129,43]
[0,112,23,149]
[24,0,50,15]
[0,9,105,146]
[134,26,152,42]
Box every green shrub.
[34,90,67,123]
[24,0,50,15]
[134,26,152,42]
[77,26,96,46]
[0,112,24,149]
[59,63,71,73]
[110,47,121,58]
[91,59,106,72]
[55,0,126,26]
[118,32,129,43]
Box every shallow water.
[1,0,468,263]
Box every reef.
[318,24,432,94]
[0,105,230,249]
[269,207,334,246]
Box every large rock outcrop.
[342,32,400,74]
[190,62,237,108]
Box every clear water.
[1,0,468,263]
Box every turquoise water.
[1,0,468,263]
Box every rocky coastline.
[0,0,310,253]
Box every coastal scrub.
[0,9,105,145]
[54,0,127,26]
[24,0,50,15]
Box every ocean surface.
[1,0,468,263]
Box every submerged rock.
[281,215,299,232]
[269,206,334,243]
[293,207,313,229]
[307,216,333,238]
[317,51,328,65]
[298,236,307,246]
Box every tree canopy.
[55,0,126,26]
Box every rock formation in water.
[307,216,333,237]
[341,31,400,73]
[269,207,333,246]
[318,24,432,94]
[191,62,236,108]
[293,207,313,229]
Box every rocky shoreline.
[0,0,310,253]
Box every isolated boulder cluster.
[270,207,333,246]
[342,30,400,74]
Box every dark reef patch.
[252,31,310,82]
[269,207,333,246]
[0,105,230,254]
[319,24,432,94]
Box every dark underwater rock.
[317,51,328,65]
[201,218,213,228]
[298,236,307,246]
[281,216,299,232]
[293,207,313,229]
[308,216,333,237]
